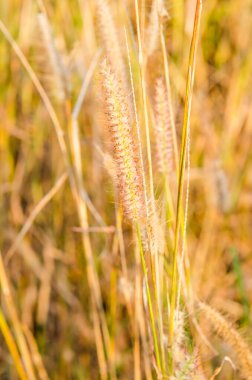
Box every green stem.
[135,222,162,372]
[169,0,202,366]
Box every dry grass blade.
[0,19,100,226]
[5,173,67,262]
[23,327,49,380]
[36,12,69,102]
[0,19,68,168]
[0,18,104,229]
[72,49,101,119]
[0,308,29,380]
[72,226,115,233]
[209,356,236,380]
[0,256,37,380]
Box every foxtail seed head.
[100,60,146,222]
[154,77,174,174]
[199,301,252,379]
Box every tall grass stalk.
[0,256,37,380]
[126,24,167,374]
[135,222,162,373]
[158,5,193,308]
[134,3,168,374]
[134,242,142,380]
[169,0,202,356]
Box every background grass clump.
[0,0,252,379]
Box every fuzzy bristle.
[154,77,174,174]
[95,0,127,86]
[100,60,146,222]
[173,311,185,358]
[36,12,69,102]
[145,0,168,58]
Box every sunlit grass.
[0,0,252,379]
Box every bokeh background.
[0,0,252,378]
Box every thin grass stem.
[135,222,161,373]
[169,0,202,363]
[0,256,37,380]
[0,309,29,380]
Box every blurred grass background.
[0,0,252,379]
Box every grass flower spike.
[100,60,146,222]
[154,76,174,174]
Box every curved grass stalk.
[5,173,67,263]
[0,20,69,178]
[36,11,69,102]
[0,19,101,225]
[72,49,101,120]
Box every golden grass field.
[0,0,252,379]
